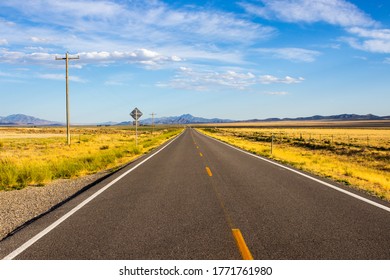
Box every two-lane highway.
[1,128,389,259]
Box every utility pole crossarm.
[55,52,80,61]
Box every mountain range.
[97,113,390,125]
[0,113,389,126]
[246,114,390,122]
[140,114,234,125]
[0,114,62,126]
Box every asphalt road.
[1,128,389,259]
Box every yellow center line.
[195,138,253,260]
[205,166,213,177]
[232,229,254,260]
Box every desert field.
[198,126,390,201]
[199,119,390,128]
[0,126,183,191]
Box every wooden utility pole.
[56,52,79,145]
[150,112,157,134]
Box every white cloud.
[347,27,390,40]
[0,0,275,67]
[159,68,257,91]
[25,46,52,51]
[0,39,8,45]
[158,67,303,91]
[0,1,273,45]
[30,36,50,43]
[153,6,275,42]
[240,0,376,27]
[256,48,321,62]
[344,27,390,53]
[259,75,304,84]
[0,50,58,65]
[78,49,182,68]
[0,49,182,67]
[2,0,125,23]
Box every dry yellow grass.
[0,126,183,190]
[198,119,390,128]
[198,127,390,201]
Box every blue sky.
[0,0,389,123]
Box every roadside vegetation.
[0,126,183,191]
[198,127,390,201]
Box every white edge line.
[3,130,185,260]
[194,128,390,213]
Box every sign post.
[130,107,143,146]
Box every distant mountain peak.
[0,114,61,126]
[139,114,233,125]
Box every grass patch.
[0,126,183,190]
[198,127,390,201]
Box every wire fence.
[219,128,390,151]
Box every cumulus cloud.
[0,50,58,63]
[256,48,321,62]
[0,48,182,67]
[240,0,376,27]
[158,67,303,91]
[78,49,182,68]
[259,75,304,84]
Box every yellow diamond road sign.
[130,107,143,120]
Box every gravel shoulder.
[0,171,110,241]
